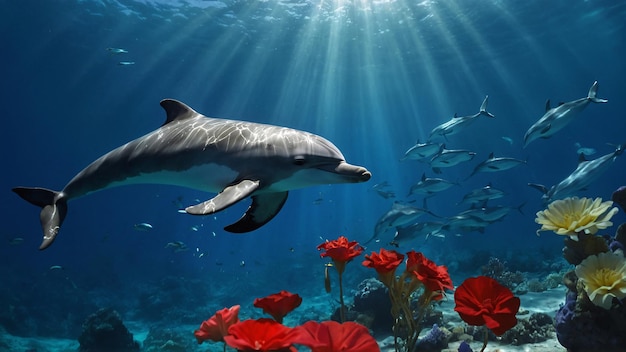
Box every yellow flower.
[575,252,626,309]
[535,197,618,241]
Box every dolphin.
[408,173,458,197]
[523,81,608,148]
[401,141,443,161]
[466,152,526,179]
[429,146,476,173]
[13,99,372,250]
[528,143,625,202]
[428,95,494,141]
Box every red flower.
[317,236,363,274]
[362,249,404,286]
[224,318,305,352]
[194,305,240,343]
[454,276,521,336]
[298,321,380,352]
[254,290,303,323]
[406,251,453,300]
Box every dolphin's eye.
[294,156,306,165]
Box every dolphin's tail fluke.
[12,187,67,250]
[588,81,608,103]
[478,95,495,118]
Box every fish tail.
[479,95,495,118]
[12,187,67,250]
[588,81,608,103]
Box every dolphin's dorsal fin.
[558,101,565,106]
[160,99,199,126]
[488,152,494,159]
[421,173,426,181]
[453,113,458,118]
[545,99,551,112]
[578,153,587,163]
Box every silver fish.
[408,173,458,197]
[466,153,526,179]
[401,141,443,161]
[523,81,608,148]
[529,143,625,202]
[428,96,494,141]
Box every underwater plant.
[298,320,380,352]
[362,248,453,352]
[253,290,303,324]
[317,236,364,322]
[535,196,618,241]
[454,276,520,352]
[194,293,380,352]
[537,192,626,351]
[194,305,241,348]
[224,318,305,352]
[575,251,626,309]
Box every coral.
[562,232,609,265]
[78,308,139,352]
[480,257,525,292]
[555,287,626,351]
[500,313,554,345]
[414,324,450,352]
[611,186,626,212]
[143,326,196,352]
[351,278,393,335]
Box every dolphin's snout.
[360,169,372,182]
[333,162,371,183]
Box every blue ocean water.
[1,0,625,350]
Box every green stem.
[338,272,345,323]
[480,328,488,352]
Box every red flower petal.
[254,290,303,323]
[362,248,404,274]
[298,321,380,352]
[454,276,520,336]
[406,251,453,299]
[225,318,306,352]
[317,236,363,263]
[194,305,240,343]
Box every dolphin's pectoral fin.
[224,191,289,233]
[185,180,260,215]
[540,124,551,134]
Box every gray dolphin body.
[523,81,608,148]
[428,96,494,141]
[13,99,371,250]
[529,144,625,202]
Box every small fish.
[118,61,135,66]
[49,265,63,270]
[165,241,188,252]
[501,136,514,145]
[240,260,246,267]
[190,225,200,231]
[9,237,24,245]
[177,209,187,214]
[372,181,396,199]
[106,47,128,54]
[133,223,153,231]
[324,263,333,293]
[574,142,597,156]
